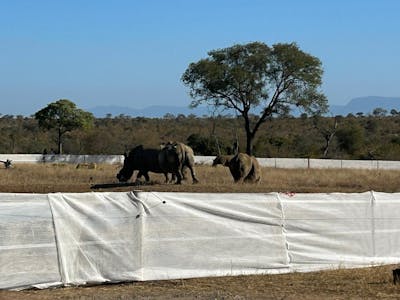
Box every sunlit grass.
[1,163,399,194]
[1,163,400,299]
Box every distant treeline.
[1,113,400,160]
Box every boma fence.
[1,154,400,170]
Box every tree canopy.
[182,41,328,154]
[34,99,94,154]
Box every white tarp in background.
[2,154,400,170]
[1,191,400,290]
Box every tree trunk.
[58,128,62,155]
[245,134,253,155]
[323,134,332,157]
[245,129,255,156]
[322,118,338,158]
[243,114,256,156]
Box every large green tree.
[182,42,328,155]
[34,99,94,154]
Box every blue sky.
[1,0,399,116]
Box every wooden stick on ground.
[90,182,139,189]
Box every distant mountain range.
[329,96,400,116]
[88,96,400,118]
[88,105,211,118]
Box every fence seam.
[127,191,148,281]
[370,191,376,257]
[275,192,291,268]
[46,194,66,285]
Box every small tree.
[34,99,94,154]
[182,42,328,155]
[372,107,388,117]
[312,115,339,158]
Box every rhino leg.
[137,170,150,182]
[188,165,199,184]
[234,175,245,183]
[174,170,183,184]
[181,166,188,180]
[164,173,172,183]
[245,166,261,183]
[244,157,261,183]
[181,162,199,184]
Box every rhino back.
[133,148,163,173]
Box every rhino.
[116,145,168,183]
[159,141,199,184]
[212,153,261,183]
[117,142,199,184]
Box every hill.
[330,96,400,116]
[88,105,210,118]
[89,96,400,118]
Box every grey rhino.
[116,145,168,183]
[159,141,199,184]
[212,153,261,183]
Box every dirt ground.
[1,265,400,299]
[1,164,400,299]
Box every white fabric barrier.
[48,192,143,285]
[139,193,288,280]
[0,194,61,290]
[2,154,400,170]
[1,191,400,290]
[0,154,124,164]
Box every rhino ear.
[160,142,166,149]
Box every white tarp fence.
[1,191,400,290]
[0,154,124,164]
[2,154,400,170]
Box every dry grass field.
[1,162,400,299]
[1,162,400,194]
